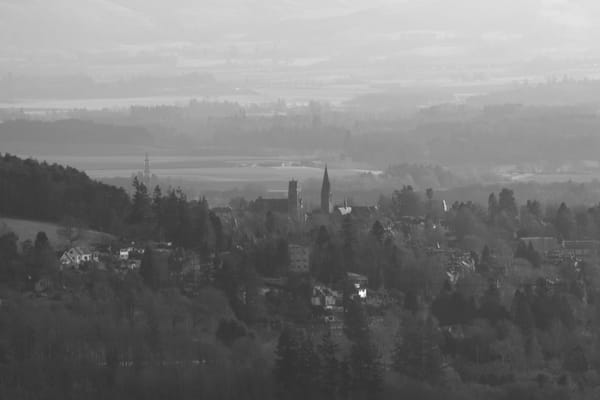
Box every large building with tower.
[251,178,304,221]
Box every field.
[25,154,381,192]
[0,217,114,249]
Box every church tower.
[320,165,332,214]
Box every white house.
[60,247,99,268]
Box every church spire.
[321,164,331,214]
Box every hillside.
[0,217,114,249]
[0,153,131,233]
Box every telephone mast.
[143,153,151,188]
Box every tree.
[296,335,320,398]
[341,214,356,272]
[498,188,518,216]
[33,231,56,270]
[344,298,369,343]
[349,335,383,398]
[58,216,84,246]
[488,193,499,223]
[0,231,19,280]
[526,199,542,220]
[370,220,385,243]
[140,247,159,290]
[511,289,536,355]
[216,319,248,347]
[274,327,300,399]
[318,331,339,398]
[393,316,443,383]
[392,185,423,218]
[344,298,382,397]
[563,345,588,374]
[152,185,164,239]
[555,202,575,240]
[129,176,151,224]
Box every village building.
[60,247,99,268]
[562,240,600,259]
[347,272,368,299]
[250,179,304,221]
[288,244,310,274]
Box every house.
[288,244,310,274]
[119,248,132,260]
[562,240,600,259]
[347,272,368,299]
[60,247,98,268]
[120,259,141,271]
[311,284,342,310]
[445,250,476,285]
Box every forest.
[3,154,600,399]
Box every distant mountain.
[1,0,599,79]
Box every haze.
[2,0,599,81]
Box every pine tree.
[341,214,356,271]
[350,336,383,398]
[370,220,385,243]
[274,326,300,399]
[140,247,159,290]
[344,298,369,343]
[318,330,340,398]
[393,316,443,383]
[555,202,575,240]
[488,193,498,223]
[498,188,518,216]
[296,335,320,398]
[339,357,351,400]
[343,298,383,398]
[130,176,151,224]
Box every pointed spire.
[321,164,332,214]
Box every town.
[1,152,599,399]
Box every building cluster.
[520,236,600,264]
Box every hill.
[0,153,131,233]
[0,217,114,249]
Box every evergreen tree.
[0,232,19,281]
[344,298,384,397]
[318,330,340,398]
[555,202,576,240]
[393,316,443,383]
[344,298,369,343]
[526,199,542,220]
[140,247,159,290]
[33,231,56,269]
[129,176,151,224]
[152,185,163,238]
[488,192,499,223]
[341,214,356,271]
[274,327,300,399]
[339,357,351,400]
[350,336,383,399]
[297,335,320,398]
[498,188,518,216]
[370,220,385,243]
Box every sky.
[0,0,599,78]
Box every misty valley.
[4,1,600,399]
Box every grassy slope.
[0,217,114,249]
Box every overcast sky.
[1,0,598,78]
